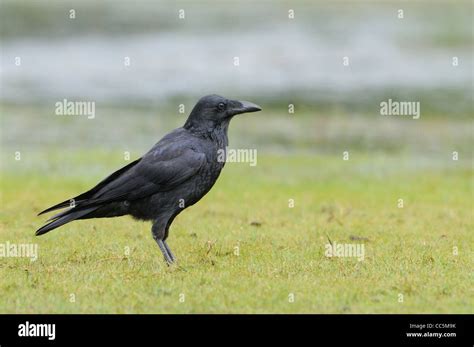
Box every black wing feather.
[37,129,206,235]
[37,158,142,216]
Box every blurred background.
[0,0,473,314]
[1,0,472,162]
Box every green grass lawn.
[0,151,472,313]
[1,0,472,315]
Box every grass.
[1,0,472,315]
[0,151,472,313]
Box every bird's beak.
[230,100,262,116]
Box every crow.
[36,95,261,264]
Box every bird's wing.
[92,144,206,203]
[41,137,206,215]
[38,158,142,215]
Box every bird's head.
[184,94,261,131]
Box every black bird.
[37,95,261,264]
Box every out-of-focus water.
[0,1,472,105]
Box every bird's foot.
[164,240,176,263]
[155,239,176,266]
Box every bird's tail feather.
[37,199,74,216]
[36,206,98,236]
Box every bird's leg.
[163,220,176,263]
[163,241,175,263]
[152,219,174,265]
[156,239,174,265]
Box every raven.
[37,95,261,264]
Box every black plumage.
[37,95,261,264]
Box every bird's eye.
[217,102,226,111]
